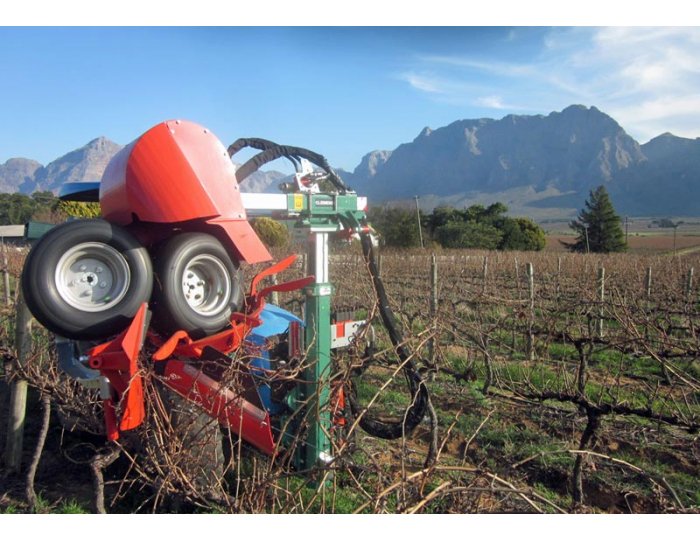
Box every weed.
[56,500,89,514]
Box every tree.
[500,217,546,251]
[567,186,626,253]
[251,217,289,248]
[435,220,503,250]
[0,191,62,225]
[58,200,101,219]
[426,206,459,236]
[369,202,545,251]
[368,206,423,248]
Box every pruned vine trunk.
[25,393,51,510]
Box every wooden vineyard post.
[482,256,488,294]
[645,267,652,299]
[428,253,438,381]
[269,272,279,306]
[686,267,694,302]
[2,239,10,306]
[3,290,33,474]
[556,256,562,300]
[597,266,605,338]
[526,262,535,362]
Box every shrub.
[251,217,289,248]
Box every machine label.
[293,194,304,211]
[318,285,332,296]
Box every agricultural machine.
[20,120,428,472]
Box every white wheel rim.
[181,254,231,316]
[55,242,131,312]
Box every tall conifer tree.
[567,186,627,253]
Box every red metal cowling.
[100,119,271,264]
[163,359,276,455]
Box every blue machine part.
[59,181,101,202]
[246,304,303,414]
[251,304,303,338]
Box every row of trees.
[0,192,99,225]
[0,185,629,254]
[369,186,628,254]
[0,192,58,225]
[369,202,546,251]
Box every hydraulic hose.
[230,140,351,193]
[232,140,428,439]
[228,138,302,172]
[347,231,429,439]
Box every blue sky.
[2,25,700,171]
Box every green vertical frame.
[294,232,333,471]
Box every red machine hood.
[100,120,271,264]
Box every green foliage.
[567,185,627,253]
[500,217,546,251]
[58,200,101,218]
[368,206,423,248]
[251,217,289,248]
[652,218,683,229]
[0,191,63,225]
[435,220,503,249]
[371,202,544,251]
[56,500,88,514]
[434,203,545,251]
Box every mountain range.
[2,105,699,219]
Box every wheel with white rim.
[21,219,153,340]
[151,233,243,339]
[55,242,131,313]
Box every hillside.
[345,105,699,218]
[3,106,700,218]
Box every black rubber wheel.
[151,233,243,339]
[21,219,153,340]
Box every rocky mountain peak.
[2,105,699,217]
[0,157,43,193]
[417,127,433,139]
[352,150,393,179]
[30,137,123,193]
[641,132,699,161]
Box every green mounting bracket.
[242,191,368,474]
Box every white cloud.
[418,55,536,78]
[399,72,447,94]
[475,95,529,111]
[403,27,700,140]
[476,95,507,109]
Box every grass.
[278,475,372,513]
[0,496,90,514]
[355,369,414,415]
[498,362,562,390]
[612,448,700,509]
[56,500,89,514]
[533,482,573,508]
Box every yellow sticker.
[293,194,304,211]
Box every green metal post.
[294,231,333,471]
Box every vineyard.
[1,244,699,513]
